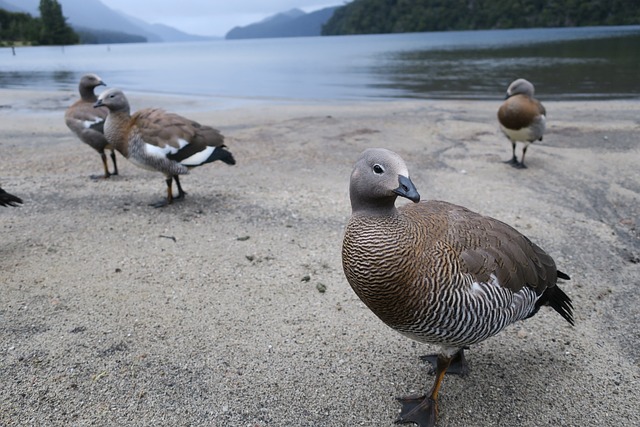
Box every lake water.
[1,25,640,104]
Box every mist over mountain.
[226,7,338,40]
[0,0,211,42]
[0,0,27,13]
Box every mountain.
[226,7,338,40]
[322,0,640,35]
[0,0,210,42]
[120,13,212,43]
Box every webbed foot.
[513,161,527,169]
[504,156,519,166]
[395,395,437,427]
[90,173,111,180]
[150,199,170,208]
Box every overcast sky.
[99,0,347,37]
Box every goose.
[64,74,118,179]
[94,88,235,207]
[0,186,22,207]
[497,78,546,169]
[342,148,573,426]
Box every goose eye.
[373,164,384,174]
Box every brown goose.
[342,148,573,427]
[0,186,22,207]
[65,74,118,179]
[497,78,546,169]
[94,88,235,207]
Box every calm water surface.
[1,25,639,103]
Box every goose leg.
[150,176,174,208]
[504,142,519,166]
[420,348,469,376]
[173,175,187,201]
[396,353,454,427]
[110,150,119,176]
[91,151,111,180]
[514,145,529,169]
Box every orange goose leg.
[92,151,111,180]
[420,348,469,376]
[396,353,454,426]
[151,175,187,208]
[150,176,174,208]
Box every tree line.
[0,0,78,46]
[322,0,640,35]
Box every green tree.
[0,9,40,45]
[38,0,78,45]
[321,0,640,35]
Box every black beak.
[394,175,420,203]
[93,99,103,108]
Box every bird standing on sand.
[342,148,573,427]
[94,88,235,207]
[498,78,546,169]
[65,74,119,179]
[0,186,22,207]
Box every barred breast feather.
[343,200,569,348]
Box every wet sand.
[1,88,638,426]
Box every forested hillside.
[1,0,77,46]
[322,0,640,35]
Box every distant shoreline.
[2,88,640,120]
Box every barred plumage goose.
[94,88,235,207]
[498,78,546,169]
[342,148,573,427]
[65,74,118,179]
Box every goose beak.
[93,99,104,108]
[394,175,420,203]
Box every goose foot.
[504,156,519,166]
[150,199,171,208]
[512,161,527,169]
[395,395,436,427]
[420,348,469,377]
[90,173,111,180]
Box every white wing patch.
[144,138,189,159]
[181,146,215,166]
[82,117,104,129]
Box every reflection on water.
[1,25,639,102]
[374,31,640,99]
[0,70,76,90]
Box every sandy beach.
[1,88,638,426]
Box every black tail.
[526,271,573,325]
[538,270,573,325]
[0,187,23,207]
[210,146,236,165]
[543,285,574,326]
